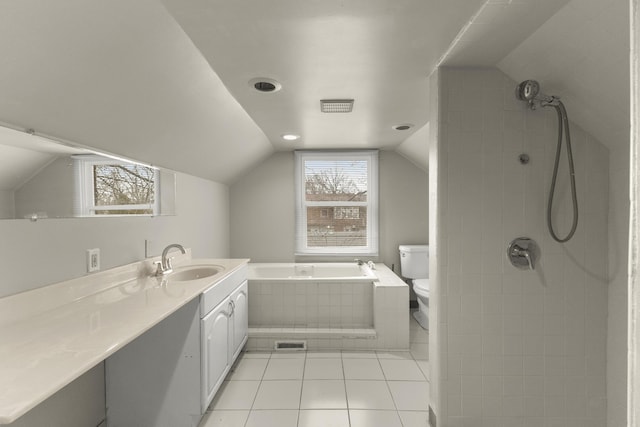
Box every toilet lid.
[413,279,429,295]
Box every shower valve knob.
[507,237,538,270]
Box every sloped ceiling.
[497,0,629,152]
[440,0,571,67]
[396,123,429,171]
[438,0,629,154]
[0,0,489,183]
[0,0,629,183]
[0,0,272,184]
[160,0,485,153]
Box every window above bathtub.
[295,150,378,256]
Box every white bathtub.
[247,263,377,331]
[246,262,410,351]
[248,262,377,282]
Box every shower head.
[515,80,559,108]
[515,80,540,102]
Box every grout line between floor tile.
[246,354,269,418]
[227,333,429,427]
[381,358,402,415]
[296,351,307,425]
[341,352,351,427]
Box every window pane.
[93,164,155,208]
[306,206,367,247]
[295,150,378,256]
[304,160,367,202]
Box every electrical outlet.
[87,248,100,273]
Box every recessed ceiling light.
[393,124,414,131]
[248,77,282,93]
[282,134,300,141]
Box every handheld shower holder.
[515,79,578,243]
[515,79,560,110]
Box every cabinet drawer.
[200,264,248,316]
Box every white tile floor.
[199,310,429,427]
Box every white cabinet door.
[229,280,248,361]
[201,297,231,411]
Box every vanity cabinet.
[200,278,248,411]
[229,281,248,361]
[106,264,248,427]
[201,296,230,410]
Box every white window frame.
[75,155,159,216]
[295,150,378,256]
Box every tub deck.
[248,262,377,281]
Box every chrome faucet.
[355,259,375,270]
[154,243,186,276]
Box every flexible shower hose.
[547,101,578,242]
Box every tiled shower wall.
[433,67,609,426]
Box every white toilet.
[399,244,429,330]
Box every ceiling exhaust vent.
[320,99,354,113]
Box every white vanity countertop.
[0,257,249,424]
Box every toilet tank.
[399,245,429,279]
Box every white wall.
[229,152,296,262]
[432,67,609,426]
[630,4,640,421]
[379,150,429,272]
[1,172,229,297]
[427,68,443,421]
[2,171,230,426]
[608,146,629,427]
[229,150,428,271]
[14,157,75,219]
[0,190,14,219]
[396,122,429,171]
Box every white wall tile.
[435,67,609,426]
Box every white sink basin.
[169,265,223,281]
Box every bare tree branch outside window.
[93,164,155,215]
